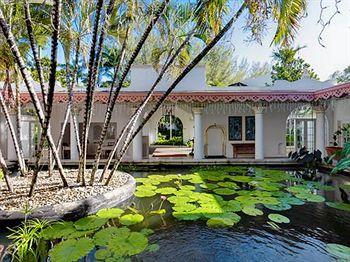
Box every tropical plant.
[271,46,318,83]
[330,65,350,84]
[332,142,350,174]
[0,0,308,194]
[7,219,50,262]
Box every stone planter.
[0,173,136,222]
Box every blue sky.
[229,0,350,80]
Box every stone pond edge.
[0,172,136,221]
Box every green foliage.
[154,136,184,146]
[0,168,3,181]
[325,202,350,212]
[330,65,350,84]
[7,219,50,262]
[332,142,350,174]
[49,237,94,262]
[271,46,318,83]
[326,243,350,260]
[41,221,76,240]
[96,208,125,219]
[119,214,144,226]
[268,214,290,224]
[242,206,263,216]
[74,216,109,231]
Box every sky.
[229,0,350,81]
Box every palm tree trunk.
[23,0,47,107]
[89,0,169,184]
[0,148,13,192]
[98,32,193,181]
[14,73,26,174]
[79,0,105,185]
[0,5,68,194]
[104,3,247,185]
[50,39,81,172]
[29,0,63,196]
[0,83,27,176]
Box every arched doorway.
[156,115,184,145]
[286,106,329,155]
[205,124,226,158]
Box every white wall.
[332,97,350,146]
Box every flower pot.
[326,146,343,160]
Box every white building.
[1,65,350,164]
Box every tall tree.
[331,65,350,84]
[271,46,318,82]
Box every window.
[228,116,242,141]
[245,116,255,141]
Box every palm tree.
[0,148,13,192]
[0,7,69,192]
[88,0,170,185]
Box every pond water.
[1,166,350,262]
[130,167,350,262]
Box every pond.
[2,166,350,261]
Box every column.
[132,110,143,162]
[7,113,17,161]
[315,106,326,156]
[254,106,265,160]
[193,107,204,160]
[70,115,79,160]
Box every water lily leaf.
[119,214,144,226]
[137,185,157,191]
[326,243,350,260]
[179,185,196,191]
[167,196,190,204]
[217,181,239,189]
[68,229,95,239]
[326,202,350,212]
[108,232,148,256]
[264,203,292,211]
[172,211,202,221]
[41,222,76,240]
[147,243,160,253]
[95,249,112,260]
[213,188,235,195]
[268,214,290,224]
[134,188,157,198]
[295,193,325,203]
[223,200,242,212]
[94,227,130,246]
[242,206,263,216]
[172,203,197,212]
[200,183,219,190]
[140,228,154,236]
[279,197,305,206]
[229,176,253,183]
[49,237,94,262]
[155,187,177,195]
[206,217,235,228]
[150,209,166,215]
[286,185,310,194]
[74,216,108,231]
[96,208,124,219]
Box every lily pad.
[279,197,305,206]
[41,222,76,240]
[242,206,263,216]
[223,200,242,212]
[295,193,325,203]
[155,187,177,195]
[229,176,253,183]
[326,243,350,260]
[217,181,239,189]
[140,228,154,236]
[96,208,124,219]
[206,217,235,228]
[326,202,350,212]
[94,227,130,246]
[95,249,112,260]
[134,188,157,198]
[264,203,292,211]
[179,185,196,191]
[49,237,94,262]
[74,216,108,231]
[268,214,290,224]
[119,214,144,226]
[108,231,148,256]
[213,188,235,195]
[172,211,201,221]
[200,183,219,190]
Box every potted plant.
[326,126,349,159]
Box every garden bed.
[0,170,136,221]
